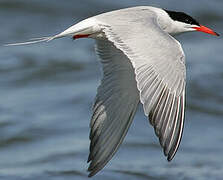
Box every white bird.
[6,6,219,177]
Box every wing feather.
[96,8,186,162]
[87,40,139,177]
[87,7,186,176]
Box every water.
[1,0,223,179]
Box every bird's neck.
[154,9,191,36]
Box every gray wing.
[96,8,186,161]
[88,40,139,177]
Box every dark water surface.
[1,0,223,180]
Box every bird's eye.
[184,18,193,24]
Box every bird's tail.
[4,36,54,46]
[4,34,64,47]
[4,17,99,47]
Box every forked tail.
[4,17,99,46]
[4,36,55,46]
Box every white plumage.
[6,6,219,177]
[87,7,186,176]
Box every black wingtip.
[87,166,94,178]
[88,173,93,178]
[167,156,172,162]
[88,170,97,178]
[87,154,91,163]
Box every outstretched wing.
[88,40,139,177]
[96,8,186,161]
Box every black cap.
[164,10,200,26]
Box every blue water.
[1,0,223,179]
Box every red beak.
[193,25,220,36]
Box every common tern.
[6,6,220,177]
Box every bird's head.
[160,9,219,36]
